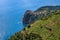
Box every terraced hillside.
[9,6,60,40]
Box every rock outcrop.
[23,6,60,26]
[23,10,35,26]
[9,6,60,40]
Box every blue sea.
[0,0,60,40]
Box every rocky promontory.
[9,6,60,40]
[23,6,60,26]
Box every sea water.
[0,0,60,40]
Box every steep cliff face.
[23,6,60,26]
[9,6,60,40]
[23,10,35,26]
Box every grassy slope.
[27,13,60,40]
[9,11,60,40]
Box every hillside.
[23,6,60,27]
[9,6,60,40]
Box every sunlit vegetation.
[9,9,60,40]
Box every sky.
[0,0,60,40]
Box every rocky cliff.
[9,6,60,40]
[23,6,60,26]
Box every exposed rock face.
[23,6,60,26]
[23,10,35,26]
[9,6,60,40]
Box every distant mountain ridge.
[35,6,60,12]
[23,6,60,26]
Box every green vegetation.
[9,10,60,40]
